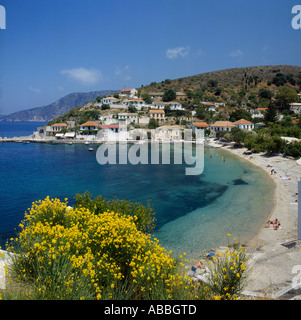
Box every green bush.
[75,192,156,234]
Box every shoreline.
[218,144,301,297]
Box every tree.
[101,104,110,110]
[274,86,298,111]
[148,118,159,129]
[258,89,273,100]
[128,105,137,113]
[229,109,252,122]
[142,93,152,105]
[207,79,218,88]
[195,106,206,119]
[162,89,176,102]
[264,136,286,155]
[96,96,102,102]
[264,104,278,125]
[230,127,247,146]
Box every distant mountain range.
[1,90,117,122]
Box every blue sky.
[0,0,300,115]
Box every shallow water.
[0,122,275,257]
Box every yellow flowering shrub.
[206,236,249,300]
[8,197,190,300]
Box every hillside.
[141,65,301,93]
[1,90,117,122]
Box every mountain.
[1,90,118,122]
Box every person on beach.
[191,261,205,272]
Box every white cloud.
[229,49,243,57]
[114,65,130,76]
[60,67,102,84]
[29,86,41,93]
[166,46,189,59]
[196,49,205,56]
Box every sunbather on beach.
[191,261,205,272]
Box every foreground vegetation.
[1,196,248,300]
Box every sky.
[0,0,301,115]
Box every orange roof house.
[192,122,209,128]
[233,119,253,125]
[233,119,254,131]
[210,121,236,128]
[51,123,68,127]
[80,121,101,127]
[149,109,165,114]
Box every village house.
[190,122,209,140]
[121,98,147,110]
[210,121,236,136]
[151,102,184,111]
[252,108,268,118]
[233,118,254,131]
[119,88,138,98]
[153,125,184,141]
[202,102,217,112]
[149,109,165,123]
[101,96,118,105]
[118,113,138,124]
[79,121,101,135]
[47,123,68,137]
[100,124,127,141]
[290,102,301,115]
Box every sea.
[0,121,275,258]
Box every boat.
[88,148,94,151]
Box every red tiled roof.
[120,89,134,92]
[150,109,165,114]
[193,122,209,128]
[51,123,68,127]
[210,121,236,128]
[233,119,254,125]
[80,121,101,127]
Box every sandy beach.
[219,144,301,298]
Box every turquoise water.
[0,122,275,257]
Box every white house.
[118,113,138,124]
[121,98,147,110]
[210,121,236,136]
[252,108,268,118]
[101,97,118,105]
[80,121,101,135]
[119,88,138,97]
[149,109,165,123]
[45,123,68,137]
[190,122,209,140]
[290,102,301,115]
[202,102,217,112]
[100,124,127,141]
[151,102,184,111]
[153,125,184,141]
[233,119,254,131]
